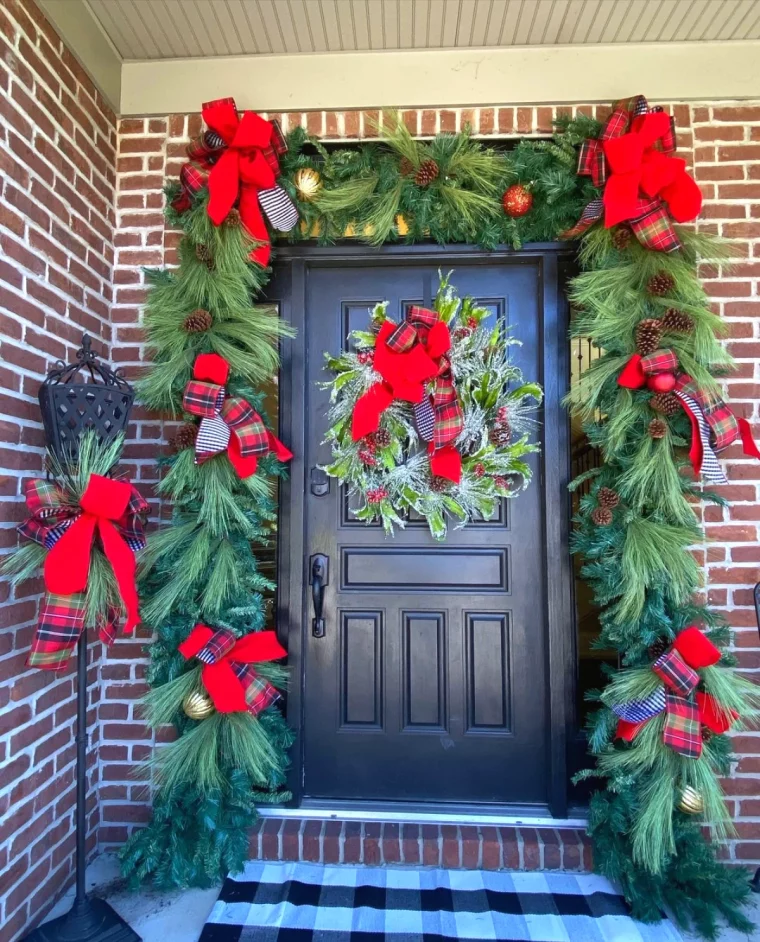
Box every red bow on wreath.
[178,624,286,714]
[618,348,760,482]
[171,98,299,266]
[611,627,737,759]
[352,306,465,483]
[182,353,292,478]
[18,474,147,670]
[563,95,702,252]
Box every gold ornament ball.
[677,785,704,815]
[182,690,215,720]
[295,167,322,202]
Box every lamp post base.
[23,897,142,942]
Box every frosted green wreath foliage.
[322,275,542,539]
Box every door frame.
[270,242,576,818]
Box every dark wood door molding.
[269,243,575,817]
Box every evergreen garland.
[119,199,295,889]
[123,105,758,936]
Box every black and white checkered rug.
[198,861,682,941]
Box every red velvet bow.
[563,96,702,253]
[352,308,464,483]
[603,110,702,229]
[202,99,285,266]
[178,624,286,714]
[183,353,292,478]
[46,474,141,633]
[616,627,737,758]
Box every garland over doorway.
[120,99,760,939]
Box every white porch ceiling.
[86,0,760,60]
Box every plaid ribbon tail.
[629,200,681,253]
[662,691,702,758]
[28,590,87,670]
[675,391,728,483]
[561,198,604,241]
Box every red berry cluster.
[473,463,486,478]
[367,487,389,504]
[493,475,509,491]
[357,351,374,365]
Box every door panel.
[289,257,554,807]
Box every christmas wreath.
[322,275,542,539]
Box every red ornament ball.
[647,372,677,394]
[502,184,533,218]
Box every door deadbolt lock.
[310,467,330,497]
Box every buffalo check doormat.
[198,861,682,942]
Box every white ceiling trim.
[120,40,760,115]
[88,0,760,59]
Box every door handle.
[310,554,329,638]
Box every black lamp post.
[24,336,141,942]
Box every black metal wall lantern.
[38,334,134,464]
[24,336,140,942]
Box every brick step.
[249,819,592,872]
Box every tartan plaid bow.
[563,95,702,253]
[618,349,760,482]
[351,305,465,483]
[18,475,148,670]
[182,352,292,479]
[612,626,736,759]
[171,97,297,266]
[178,623,286,715]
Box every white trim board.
[119,41,760,116]
[258,808,588,828]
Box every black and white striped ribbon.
[258,185,299,232]
[414,399,435,442]
[196,415,230,459]
[675,391,727,484]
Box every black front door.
[271,246,573,814]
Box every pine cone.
[414,158,439,187]
[473,463,486,478]
[399,156,414,177]
[649,417,668,439]
[650,392,681,416]
[172,423,198,452]
[648,637,669,659]
[647,271,676,297]
[611,226,632,250]
[489,425,511,448]
[195,243,213,263]
[597,487,620,509]
[635,318,663,355]
[183,308,213,333]
[701,725,713,744]
[430,476,449,493]
[591,506,613,527]
[224,208,241,228]
[374,428,392,448]
[493,475,509,491]
[661,307,694,333]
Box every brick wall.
[0,0,116,937]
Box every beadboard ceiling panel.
[85,0,760,60]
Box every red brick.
[422,825,441,866]
[363,822,381,865]
[381,822,400,864]
[301,820,321,862]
